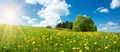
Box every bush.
[73,15,97,32]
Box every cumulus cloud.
[96,7,109,13]
[98,21,120,32]
[110,0,120,9]
[24,0,70,27]
[22,16,37,24]
[25,0,37,4]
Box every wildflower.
[55,43,58,46]
[104,46,108,49]
[32,41,35,45]
[60,50,64,52]
[79,50,82,52]
[94,42,97,45]
[34,48,38,51]
[69,41,72,43]
[73,40,76,42]
[79,44,82,46]
[97,48,101,51]
[3,46,6,49]
[72,47,77,50]
[60,44,63,46]
[31,37,35,41]
[85,46,89,50]
[113,41,117,44]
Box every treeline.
[46,15,97,32]
[56,21,73,30]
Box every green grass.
[0,24,120,52]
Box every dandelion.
[97,48,101,51]
[60,50,64,52]
[31,37,35,41]
[55,43,58,46]
[32,41,35,45]
[85,46,89,50]
[34,48,38,51]
[79,50,82,52]
[69,41,72,43]
[73,40,76,42]
[72,47,77,50]
[60,44,63,46]
[79,44,82,46]
[94,42,97,45]
[3,46,6,49]
[113,41,117,44]
[104,46,108,49]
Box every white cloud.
[106,21,118,26]
[110,0,120,9]
[22,16,37,24]
[96,7,109,13]
[98,21,120,32]
[25,0,37,4]
[24,0,70,27]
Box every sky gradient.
[0,0,120,32]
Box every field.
[0,24,120,52]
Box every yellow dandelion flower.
[69,41,72,43]
[94,42,97,45]
[34,48,38,51]
[73,40,76,42]
[3,46,6,49]
[60,50,64,52]
[97,48,101,51]
[55,43,58,46]
[72,47,77,50]
[79,50,82,52]
[79,44,82,46]
[113,41,117,44]
[32,41,35,45]
[85,46,89,50]
[104,46,108,49]
[60,44,63,46]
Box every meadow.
[0,24,120,52]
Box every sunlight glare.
[0,2,23,24]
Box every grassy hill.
[0,24,120,52]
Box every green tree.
[56,21,73,30]
[46,25,52,28]
[73,15,97,32]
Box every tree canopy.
[73,15,97,32]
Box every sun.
[3,7,18,20]
[0,2,23,24]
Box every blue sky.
[0,0,120,32]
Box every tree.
[56,23,62,28]
[73,15,97,32]
[46,25,52,28]
[56,21,73,30]
[69,22,73,29]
